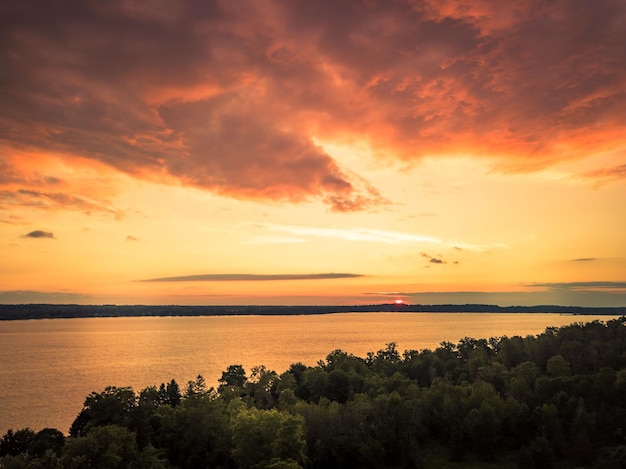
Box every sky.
[1,0,625,307]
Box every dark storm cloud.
[24,230,55,239]
[141,273,363,282]
[1,0,625,208]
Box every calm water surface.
[0,312,618,433]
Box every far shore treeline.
[2,316,626,467]
[1,303,625,320]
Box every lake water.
[0,312,619,434]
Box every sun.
[394,299,404,305]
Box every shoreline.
[1,303,625,320]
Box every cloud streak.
[0,290,92,303]
[581,163,626,186]
[263,223,503,251]
[266,224,443,244]
[527,281,626,292]
[0,189,123,219]
[141,273,364,282]
[365,289,626,307]
[24,230,55,239]
[1,0,624,208]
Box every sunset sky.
[1,0,625,306]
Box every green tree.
[246,366,279,409]
[326,369,352,403]
[546,355,571,377]
[158,379,181,407]
[230,407,307,469]
[69,386,137,436]
[62,425,165,469]
[368,342,402,377]
[219,364,247,390]
[168,379,182,406]
[0,428,36,457]
[184,375,211,399]
[30,428,65,458]
[464,401,500,459]
[299,368,328,403]
[153,396,231,468]
[130,386,163,449]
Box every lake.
[0,312,619,434]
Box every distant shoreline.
[1,303,624,320]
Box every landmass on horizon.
[1,303,624,321]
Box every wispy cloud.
[141,273,364,282]
[126,235,139,242]
[24,230,54,239]
[245,236,307,245]
[266,224,443,245]
[580,163,626,186]
[400,213,437,221]
[527,281,626,292]
[263,223,503,251]
[364,290,626,307]
[0,215,27,225]
[0,290,91,303]
[0,189,123,219]
[571,258,596,262]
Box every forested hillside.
[2,317,626,468]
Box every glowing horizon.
[1,0,625,307]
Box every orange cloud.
[1,0,624,209]
[581,163,626,186]
[0,189,123,218]
[0,155,124,218]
